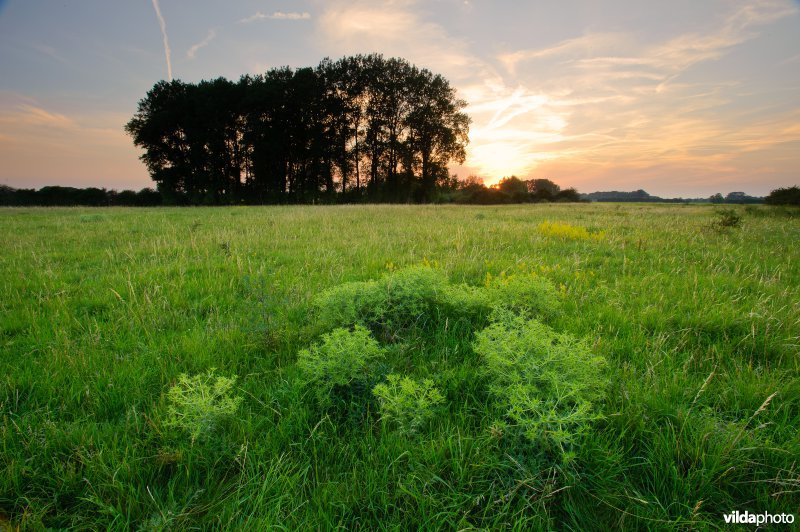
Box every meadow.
[0,203,798,530]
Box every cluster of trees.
[448,176,581,204]
[583,189,766,204]
[125,54,470,204]
[0,185,162,206]
[764,186,800,206]
[708,191,763,204]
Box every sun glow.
[461,87,569,183]
[466,141,561,184]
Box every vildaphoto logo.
[723,510,795,525]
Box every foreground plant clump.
[164,369,242,444]
[475,310,607,461]
[298,325,386,409]
[372,374,444,436]
[301,265,606,462]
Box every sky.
[0,0,798,197]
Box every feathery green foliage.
[164,370,242,444]
[483,272,561,319]
[475,311,607,461]
[313,265,560,339]
[373,374,444,435]
[297,325,386,408]
[313,266,450,337]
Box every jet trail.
[151,0,172,80]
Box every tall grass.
[0,204,798,528]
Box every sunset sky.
[0,0,798,196]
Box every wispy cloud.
[150,0,172,80]
[0,104,76,129]
[498,33,630,76]
[0,96,145,189]
[32,43,69,65]
[187,29,216,59]
[239,11,311,24]
[317,0,491,85]
[470,0,800,190]
[435,0,797,193]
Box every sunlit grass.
[537,220,605,240]
[0,203,798,528]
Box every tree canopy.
[765,186,800,206]
[125,54,470,204]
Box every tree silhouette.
[765,186,800,206]
[125,55,471,204]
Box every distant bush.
[298,325,386,408]
[474,312,607,461]
[164,370,242,444]
[537,221,605,241]
[765,185,800,206]
[373,374,444,435]
[713,208,742,229]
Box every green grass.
[1,203,798,529]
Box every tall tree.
[405,68,469,202]
[127,55,471,204]
[125,80,193,203]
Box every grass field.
[1,203,798,529]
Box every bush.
[765,185,800,206]
[298,325,386,408]
[313,266,561,339]
[373,374,444,435]
[713,208,742,229]
[164,370,243,444]
[312,267,449,339]
[484,273,561,320]
[474,312,607,461]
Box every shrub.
[313,266,562,338]
[378,266,449,332]
[164,370,243,444]
[373,374,444,435]
[713,208,742,229]
[764,185,800,206]
[312,279,384,331]
[312,266,450,339]
[298,325,386,408]
[484,273,561,319]
[438,283,493,323]
[474,313,607,461]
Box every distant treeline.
[581,189,766,204]
[0,185,162,206]
[125,54,471,205]
[450,176,581,204]
[0,178,583,206]
[5,182,796,208]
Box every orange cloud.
[0,98,148,189]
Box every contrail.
[151,0,172,80]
